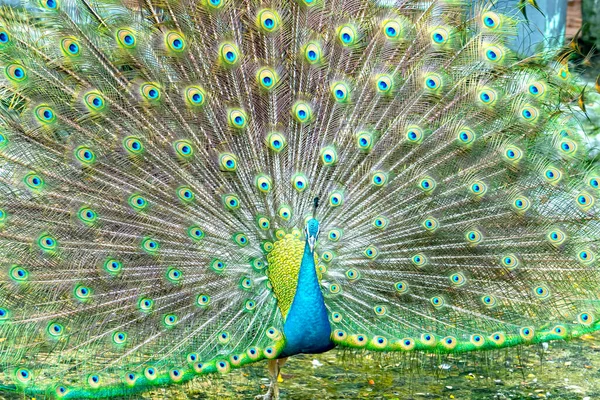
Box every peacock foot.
[255,383,279,400]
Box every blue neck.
[281,241,334,357]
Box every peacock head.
[304,218,320,253]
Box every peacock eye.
[321,146,338,166]
[292,101,313,123]
[383,19,403,40]
[116,29,136,48]
[220,42,241,66]
[423,73,442,91]
[207,0,223,9]
[61,38,81,57]
[267,132,287,152]
[331,81,350,102]
[141,83,161,101]
[338,24,357,46]
[258,9,281,32]
[0,29,10,45]
[257,67,278,90]
[304,41,322,64]
[228,108,248,129]
[165,31,185,52]
[477,88,497,105]
[431,27,448,44]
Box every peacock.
[0,0,598,398]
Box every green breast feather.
[265,229,322,319]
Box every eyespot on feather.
[165,31,186,53]
[220,42,240,66]
[141,83,161,102]
[337,24,358,46]
[257,9,281,33]
[116,29,136,48]
[304,41,322,64]
[61,38,81,57]
[84,91,106,112]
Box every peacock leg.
[256,358,281,400]
[276,357,288,382]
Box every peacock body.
[0,0,598,397]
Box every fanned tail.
[0,0,598,398]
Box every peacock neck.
[280,240,334,357]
